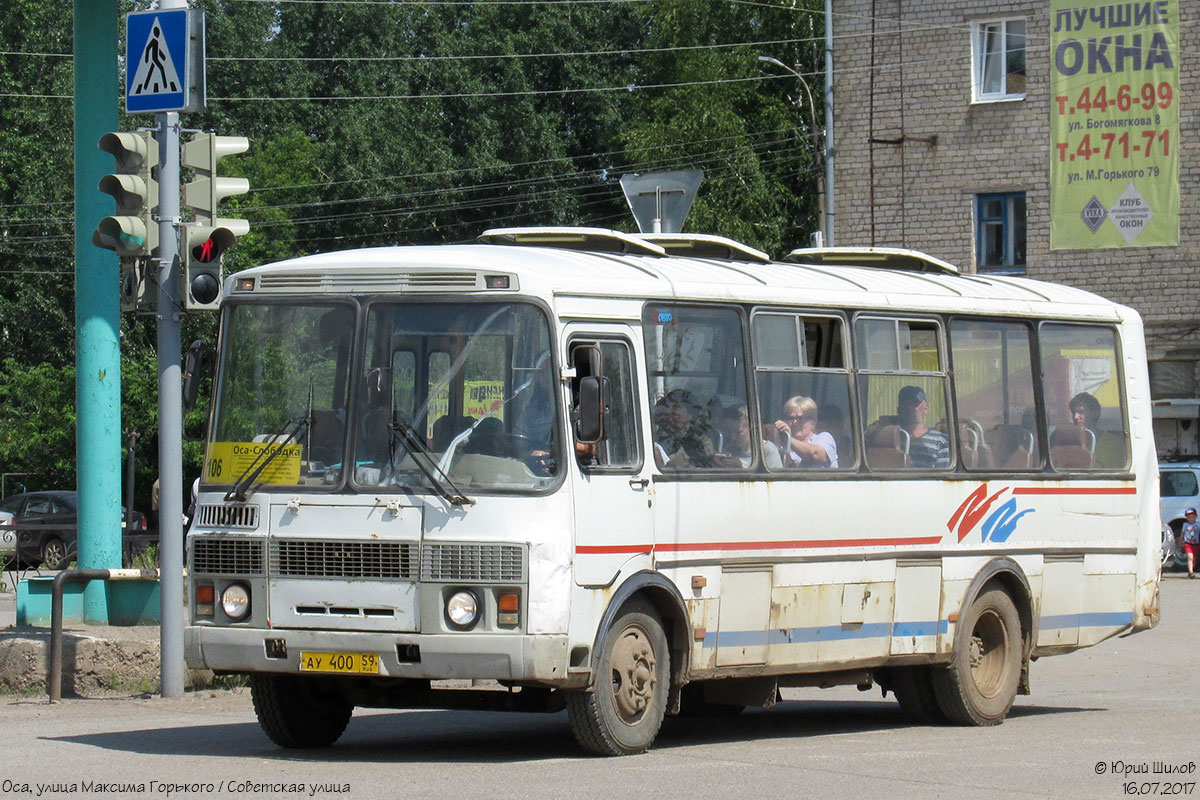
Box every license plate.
[299,651,380,674]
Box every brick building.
[830,0,1198,452]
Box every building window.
[976,193,1026,272]
[972,19,1026,101]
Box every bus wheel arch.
[933,559,1032,725]
[590,571,692,696]
[958,557,1035,693]
[566,572,691,755]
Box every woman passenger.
[774,396,838,468]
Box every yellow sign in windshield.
[205,441,303,485]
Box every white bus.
[184,228,1161,756]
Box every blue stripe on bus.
[702,612,1132,649]
[1037,611,1134,629]
[703,620,947,649]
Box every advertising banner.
[1050,0,1179,248]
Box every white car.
[1159,459,1200,569]
[0,510,14,560]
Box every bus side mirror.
[576,376,605,443]
[183,339,212,413]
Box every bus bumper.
[185,625,570,684]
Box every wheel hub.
[610,625,657,722]
[969,609,1008,698]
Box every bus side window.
[751,311,854,470]
[642,305,750,471]
[855,317,953,471]
[1039,324,1130,471]
[570,340,640,469]
[948,319,1041,471]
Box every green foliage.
[0,0,825,503]
[0,358,77,488]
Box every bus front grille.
[421,543,525,582]
[192,537,265,576]
[270,539,415,580]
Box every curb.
[0,630,211,697]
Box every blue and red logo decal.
[947,483,1035,544]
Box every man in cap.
[898,385,950,469]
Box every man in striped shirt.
[898,385,950,469]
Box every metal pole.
[50,568,161,702]
[74,0,122,624]
[824,0,836,245]
[757,56,825,245]
[124,431,138,552]
[156,104,186,698]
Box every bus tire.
[566,600,670,756]
[250,673,353,748]
[931,587,1022,726]
[889,666,946,724]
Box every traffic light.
[119,261,155,312]
[94,131,159,257]
[181,133,249,311]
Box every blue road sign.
[126,9,204,114]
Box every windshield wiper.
[225,383,315,502]
[385,409,474,507]
[224,415,312,502]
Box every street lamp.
[758,55,828,246]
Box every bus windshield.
[206,300,560,495]
[207,302,356,490]
[355,301,559,493]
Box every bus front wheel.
[250,673,353,748]
[932,587,1022,726]
[566,600,670,756]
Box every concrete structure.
[831,1,1198,453]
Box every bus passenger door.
[567,330,654,586]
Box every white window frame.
[971,18,1026,102]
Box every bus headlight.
[446,590,480,629]
[221,584,251,620]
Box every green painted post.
[74,0,122,623]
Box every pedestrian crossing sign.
[125,8,206,114]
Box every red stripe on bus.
[576,536,943,555]
[1011,487,1137,496]
[575,545,654,554]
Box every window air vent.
[256,271,483,292]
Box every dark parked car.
[0,490,146,570]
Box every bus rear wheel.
[250,673,353,748]
[566,600,670,756]
[932,587,1022,726]
[889,666,946,724]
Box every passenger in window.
[652,389,715,469]
[897,386,949,469]
[1066,391,1124,468]
[713,403,782,469]
[1069,392,1101,435]
[774,396,838,468]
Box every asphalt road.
[0,573,1197,800]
